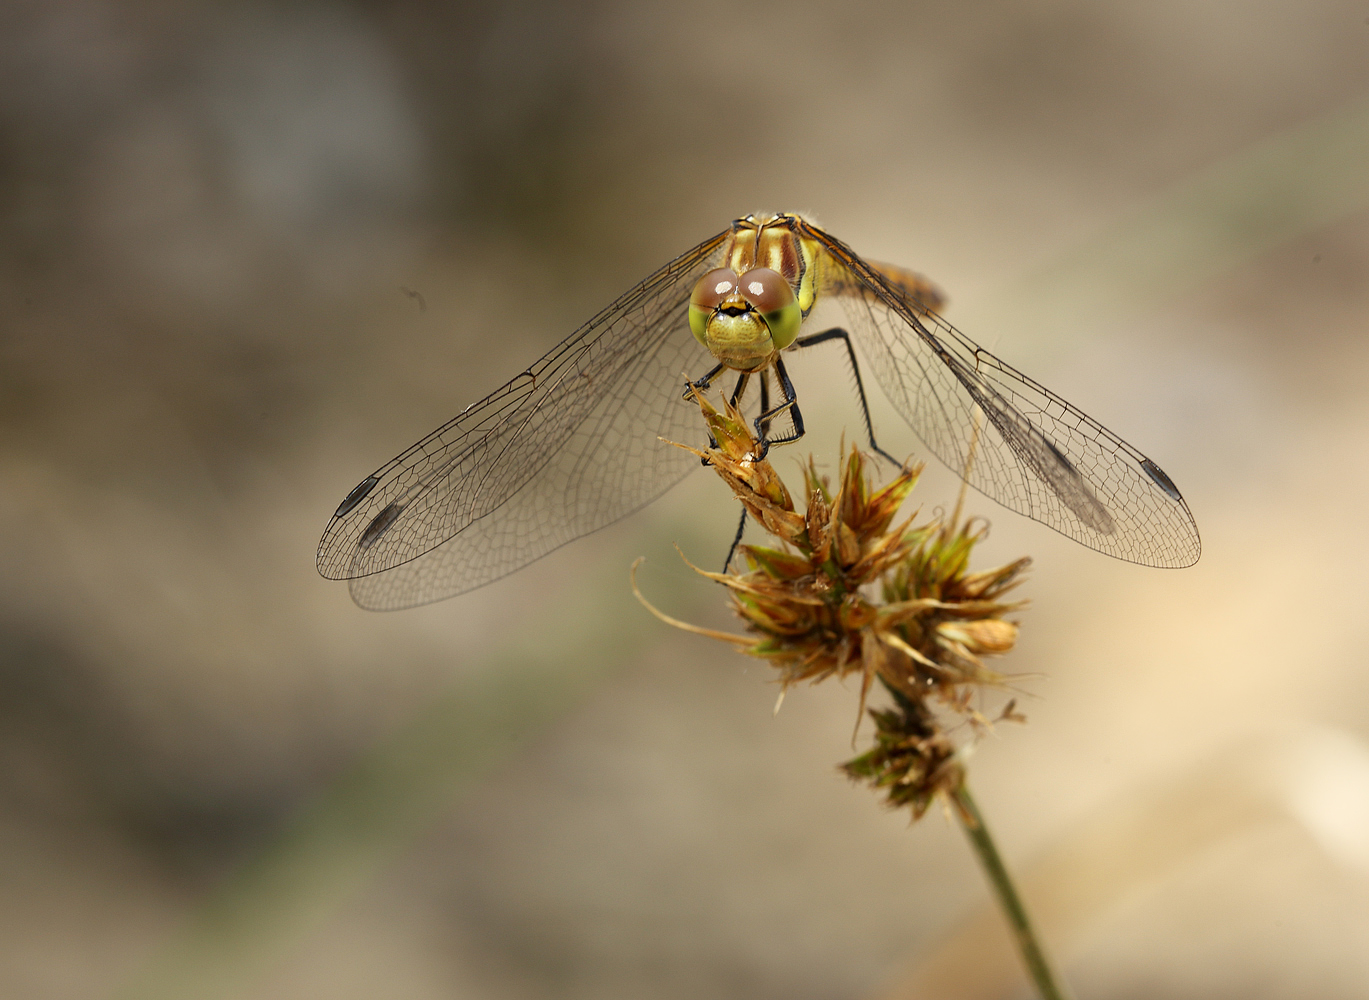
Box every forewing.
[803,222,1200,568]
[317,230,730,609]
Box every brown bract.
[639,388,1032,817]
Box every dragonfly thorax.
[688,266,801,372]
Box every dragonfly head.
[689,267,800,371]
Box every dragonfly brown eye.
[737,268,791,313]
[691,268,741,310]
[689,268,741,344]
[738,267,800,349]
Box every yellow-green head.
[688,266,801,372]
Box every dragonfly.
[318,213,1200,610]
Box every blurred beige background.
[3,1,1369,998]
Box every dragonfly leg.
[723,505,748,572]
[683,361,728,400]
[752,356,803,458]
[728,370,751,408]
[759,370,772,437]
[795,327,902,467]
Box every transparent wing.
[801,221,1200,568]
[317,230,730,609]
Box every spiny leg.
[795,327,901,467]
[758,370,773,438]
[752,356,804,458]
[682,361,727,401]
[728,370,750,408]
[723,506,748,571]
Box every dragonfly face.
[687,266,800,371]
[319,212,1200,610]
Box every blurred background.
[3,1,1369,998]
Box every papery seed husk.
[937,619,1018,654]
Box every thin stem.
[953,782,1073,1000]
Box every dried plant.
[634,387,1070,999]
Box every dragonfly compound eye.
[738,267,800,349]
[689,268,741,345]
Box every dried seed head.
[841,698,964,819]
[641,387,1032,817]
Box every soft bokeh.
[3,2,1369,998]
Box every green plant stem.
[953,782,1072,1000]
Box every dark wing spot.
[334,475,380,518]
[1044,439,1077,474]
[359,501,404,549]
[1043,438,1115,534]
[1140,458,1183,501]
